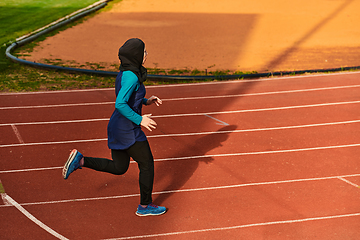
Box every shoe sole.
[135,209,167,217]
[62,149,78,179]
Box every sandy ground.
[25,0,360,73]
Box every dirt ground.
[25,0,360,73]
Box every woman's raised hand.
[142,96,161,131]
[146,96,162,106]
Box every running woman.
[62,38,166,216]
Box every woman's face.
[143,47,148,64]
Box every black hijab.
[118,38,147,83]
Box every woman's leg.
[126,140,154,205]
[83,149,130,175]
[83,141,154,205]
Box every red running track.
[0,72,360,239]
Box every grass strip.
[0,0,124,92]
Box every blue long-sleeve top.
[115,71,147,124]
[107,71,147,150]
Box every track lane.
[1,105,360,149]
[1,72,360,240]
[1,115,359,170]
[2,83,360,125]
[1,84,359,146]
[1,141,359,206]
[1,72,359,108]
[1,178,359,240]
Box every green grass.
[0,0,124,92]
[0,0,100,45]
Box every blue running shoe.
[62,149,83,179]
[136,203,167,216]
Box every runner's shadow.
[154,125,237,205]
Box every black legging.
[83,140,154,205]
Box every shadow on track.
[154,124,237,205]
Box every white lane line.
[1,70,359,97]
[103,212,360,240]
[1,100,360,127]
[153,100,360,118]
[2,193,69,240]
[1,142,360,174]
[0,138,107,148]
[1,173,359,207]
[0,166,63,174]
[0,118,109,127]
[338,177,360,188]
[163,84,360,102]
[152,143,360,162]
[1,119,359,148]
[11,124,24,144]
[1,84,360,110]
[0,102,113,110]
[204,114,229,126]
[150,119,360,138]
[0,87,114,95]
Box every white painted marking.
[0,119,359,142]
[0,174,359,208]
[1,84,359,110]
[0,142,360,174]
[11,193,141,207]
[151,119,360,138]
[338,177,360,188]
[0,120,360,147]
[11,124,24,144]
[2,193,69,240]
[0,138,107,148]
[0,70,359,96]
[153,100,360,118]
[0,102,113,110]
[204,114,229,126]
[0,87,114,96]
[136,119,360,141]
[163,84,360,102]
[1,99,360,127]
[154,143,360,162]
[0,166,63,174]
[103,212,360,240]
[2,129,359,172]
[2,138,359,174]
[0,118,109,127]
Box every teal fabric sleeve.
[115,71,143,125]
[142,98,148,105]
